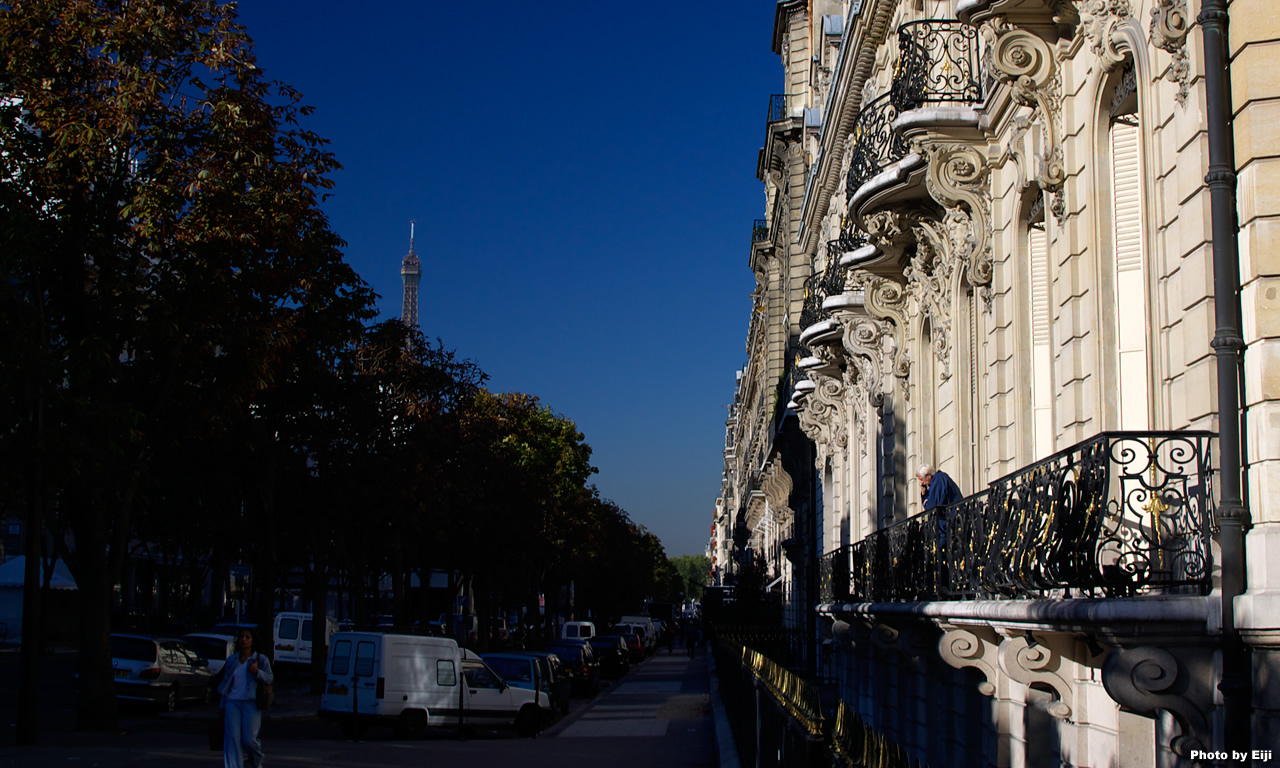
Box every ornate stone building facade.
[716,0,1278,764]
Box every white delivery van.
[618,615,657,652]
[273,612,338,670]
[560,621,596,640]
[319,632,541,738]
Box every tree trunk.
[74,509,119,731]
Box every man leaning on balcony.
[917,464,962,511]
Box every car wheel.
[515,706,539,738]
[394,710,427,739]
[162,686,178,712]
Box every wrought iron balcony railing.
[845,92,908,198]
[799,234,861,333]
[767,93,789,123]
[893,20,983,111]
[752,218,769,243]
[818,431,1215,603]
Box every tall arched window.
[1107,64,1152,431]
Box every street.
[0,648,716,767]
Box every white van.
[273,612,338,670]
[618,615,657,652]
[319,632,542,738]
[560,621,596,641]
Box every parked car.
[179,633,236,676]
[110,634,215,711]
[545,640,600,696]
[508,650,572,715]
[616,628,645,663]
[481,653,555,724]
[588,635,631,677]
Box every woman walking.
[218,628,273,768]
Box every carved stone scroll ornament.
[762,458,795,529]
[997,633,1075,721]
[938,624,1000,696]
[856,273,913,394]
[904,224,954,378]
[1077,0,1132,72]
[1149,0,1190,106]
[982,19,1067,217]
[923,143,992,284]
[839,278,911,403]
[1101,645,1213,758]
[797,373,848,471]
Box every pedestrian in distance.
[218,628,273,768]
[684,621,700,658]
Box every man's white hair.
[916,463,934,479]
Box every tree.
[670,554,711,603]
[0,0,372,732]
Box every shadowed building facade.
[714,0,1278,764]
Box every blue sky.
[235,2,779,557]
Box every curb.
[705,651,740,768]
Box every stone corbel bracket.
[997,631,1076,721]
[938,623,1001,696]
[848,271,913,399]
[981,18,1067,217]
[797,372,848,471]
[1101,644,1213,758]
[903,226,955,377]
[762,458,795,529]
[1078,0,1134,73]
[837,299,902,407]
[1149,0,1190,106]
[920,142,993,290]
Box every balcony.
[845,92,908,199]
[752,218,769,243]
[799,234,861,332]
[767,93,789,124]
[844,21,986,219]
[893,21,983,111]
[819,431,1215,603]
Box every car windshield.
[111,636,157,662]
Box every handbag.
[254,654,274,710]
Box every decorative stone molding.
[906,222,956,378]
[762,458,795,529]
[981,18,1067,217]
[1149,0,1190,106]
[920,142,993,289]
[837,286,908,405]
[797,372,848,471]
[997,632,1075,721]
[938,624,1000,696]
[1077,0,1132,72]
[1101,645,1213,758]
[856,272,913,395]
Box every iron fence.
[713,630,927,768]
[846,92,908,198]
[820,431,1215,602]
[768,93,789,123]
[893,20,983,110]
